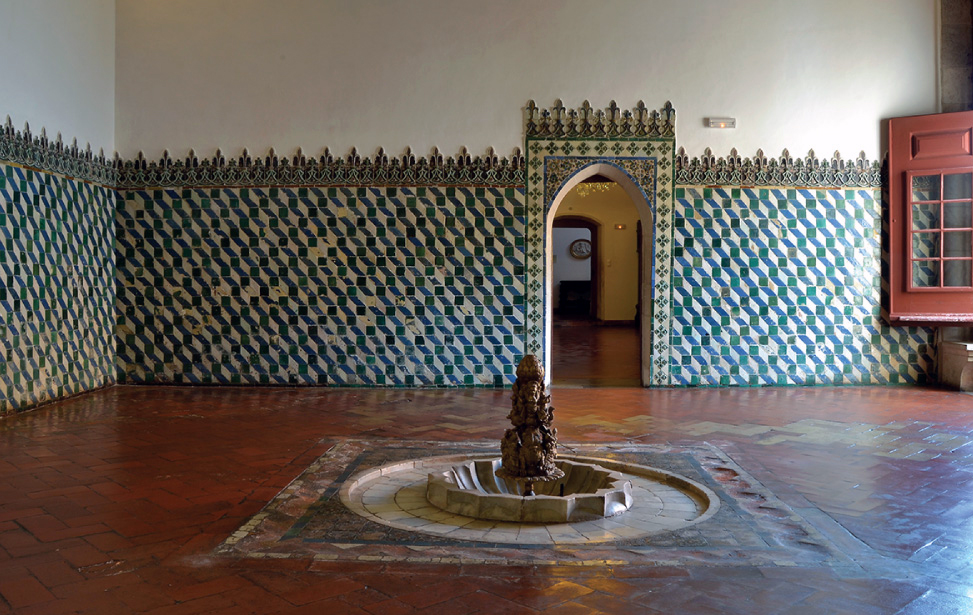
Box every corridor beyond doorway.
[552,320,641,387]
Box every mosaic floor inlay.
[216,440,853,568]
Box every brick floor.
[2,372,973,612]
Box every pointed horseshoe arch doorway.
[522,100,676,386]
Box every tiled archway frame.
[523,101,676,386]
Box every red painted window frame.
[887,110,973,325]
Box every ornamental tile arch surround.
[524,100,677,386]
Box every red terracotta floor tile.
[362,597,416,615]
[2,380,973,613]
[0,576,55,609]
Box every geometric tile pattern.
[115,185,526,386]
[0,102,941,397]
[671,186,935,385]
[526,138,676,385]
[0,161,116,414]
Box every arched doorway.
[521,99,676,387]
[552,183,642,386]
[545,163,654,385]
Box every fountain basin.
[426,458,633,522]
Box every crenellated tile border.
[3,111,880,191]
[116,147,527,189]
[675,147,881,188]
[0,118,119,186]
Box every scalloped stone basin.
[426,458,633,523]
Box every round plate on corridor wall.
[569,238,592,259]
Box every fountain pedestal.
[495,355,564,495]
[423,354,635,522]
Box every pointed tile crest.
[112,144,525,188]
[0,116,118,184]
[525,100,675,139]
[675,148,881,187]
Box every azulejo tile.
[115,185,527,387]
[0,161,116,413]
[669,186,934,386]
[0,103,937,400]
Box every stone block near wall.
[939,341,973,390]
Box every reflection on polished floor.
[553,320,641,387]
[3,380,973,612]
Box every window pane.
[943,231,973,257]
[912,174,941,201]
[912,202,941,230]
[945,260,973,287]
[913,232,941,258]
[944,202,973,229]
[913,260,940,287]
[944,173,973,200]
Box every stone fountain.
[425,355,635,523]
[339,353,718,533]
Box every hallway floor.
[552,321,641,387]
[2,383,973,614]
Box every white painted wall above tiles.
[114,0,937,161]
[0,0,115,154]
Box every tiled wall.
[114,180,931,390]
[0,162,116,413]
[115,185,526,386]
[0,144,940,406]
[670,186,934,386]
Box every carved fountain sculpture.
[424,355,635,522]
[495,355,564,496]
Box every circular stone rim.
[339,453,721,544]
[427,458,634,523]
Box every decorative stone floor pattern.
[216,440,850,568]
[615,417,973,461]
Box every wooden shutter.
[887,110,973,324]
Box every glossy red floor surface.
[3,383,973,614]
[552,321,641,387]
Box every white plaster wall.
[114,0,937,161]
[552,227,591,310]
[0,0,115,153]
